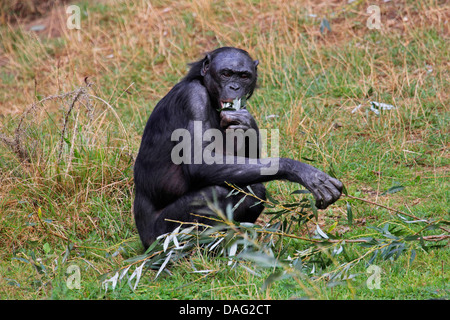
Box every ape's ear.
[253,60,259,70]
[201,54,211,76]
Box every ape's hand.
[286,161,343,209]
[220,109,256,131]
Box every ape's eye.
[240,73,250,79]
[221,71,232,78]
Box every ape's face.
[202,49,258,109]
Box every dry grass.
[1,0,446,108]
[0,0,448,299]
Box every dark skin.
[134,47,343,249]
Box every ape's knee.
[233,183,266,223]
[250,183,266,201]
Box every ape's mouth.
[219,97,247,111]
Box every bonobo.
[134,47,343,249]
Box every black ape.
[134,47,343,249]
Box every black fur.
[134,47,343,249]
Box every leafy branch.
[101,185,448,296]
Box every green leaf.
[155,251,173,279]
[262,271,286,291]
[423,223,439,232]
[346,202,353,226]
[217,97,247,112]
[291,189,311,195]
[328,221,338,233]
[327,164,338,179]
[232,194,247,212]
[225,202,234,221]
[265,209,288,215]
[43,243,51,254]
[382,242,405,261]
[265,192,279,205]
[316,224,329,239]
[238,251,279,268]
[358,237,379,247]
[11,257,30,264]
[320,18,331,34]
[62,244,73,264]
[368,250,378,265]
[291,258,303,272]
[409,249,417,265]
[309,197,318,219]
[403,235,420,241]
[381,185,405,195]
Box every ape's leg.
[232,183,266,223]
[134,184,266,249]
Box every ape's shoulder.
[180,79,210,119]
[184,79,208,102]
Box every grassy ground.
[0,0,448,300]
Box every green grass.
[0,0,448,300]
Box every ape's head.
[199,47,259,109]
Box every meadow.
[0,0,448,300]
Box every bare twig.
[14,91,76,162]
[0,133,29,162]
[0,86,92,163]
[57,87,86,164]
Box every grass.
[0,0,448,300]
